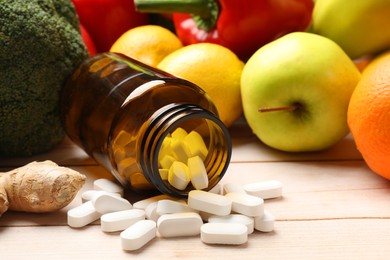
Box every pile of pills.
[67,178,283,251]
[112,127,211,191]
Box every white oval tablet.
[208,214,255,234]
[222,183,245,194]
[67,201,101,228]
[200,223,248,245]
[254,210,275,232]
[92,193,132,214]
[243,180,283,199]
[225,192,264,217]
[101,209,145,232]
[188,190,232,216]
[121,220,157,251]
[156,199,197,215]
[157,212,203,238]
[93,178,124,196]
[132,194,174,210]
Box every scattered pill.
[144,201,160,222]
[92,193,132,214]
[243,180,283,200]
[101,209,145,232]
[254,210,275,232]
[132,194,175,210]
[67,201,101,228]
[81,190,121,203]
[200,223,248,245]
[168,161,190,190]
[208,214,255,235]
[225,192,264,217]
[208,183,223,195]
[93,178,124,196]
[187,156,209,190]
[222,183,246,194]
[157,212,203,238]
[188,190,232,216]
[121,220,157,251]
[156,199,197,215]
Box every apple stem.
[258,105,298,113]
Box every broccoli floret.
[0,0,88,157]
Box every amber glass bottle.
[61,53,231,197]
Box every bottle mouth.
[139,104,232,198]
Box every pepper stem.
[134,0,220,32]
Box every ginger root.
[0,160,86,216]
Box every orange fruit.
[347,51,390,180]
[110,25,182,67]
[157,43,245,127]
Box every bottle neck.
[139,103,232,197]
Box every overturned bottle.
[61,53,232,197]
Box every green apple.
[312,0,390,59]
[240,32,361,152]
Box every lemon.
[109,25,183,67]
[157,43,245,127]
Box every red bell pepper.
[79,24,97,56]
[135,0,314,61]
[72,0,149,52]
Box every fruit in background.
[347,51,390,180]
[135,0,314,61]
[241,32,361,152]
[158,43,244,127]
[312,0,390,59]
[110,25,182,67]
[80,24,97,56]
[71,0,149,52]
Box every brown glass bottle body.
[61,53,231,197]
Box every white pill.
[188,190,232,216]
[92,193,132,214]
[222,183,246,194]
[93,178,124,196]
[101,209,145,232]
[168,161,190,190]
[254,210,275,232]
[157,212,203,238]
[121,220,157,251]
[244,180,283,199]
[156,199,197,215]
[225,192,264,217]
[67,201,101,228]
[145,202,160,222]
[208,183,223,195]
[132,194,175,210]
[208,214,255,234]
[187,156,209,190]
[200,223,248,245]
[81,190,121,203]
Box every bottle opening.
[140,104,232,198]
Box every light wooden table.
[1,120,390,259]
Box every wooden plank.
[1,219,390,259]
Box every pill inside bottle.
[61,52,232,198]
